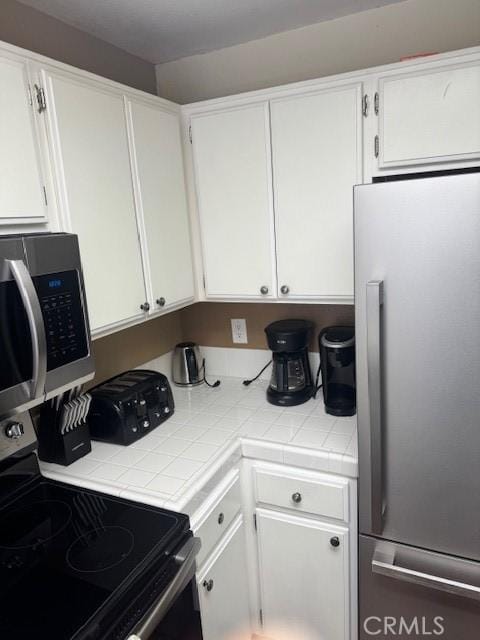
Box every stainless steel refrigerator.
[354,173,480,639]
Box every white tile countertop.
[40,377,357,515]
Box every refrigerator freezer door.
[360,535,480,639]
[355,173,480,560]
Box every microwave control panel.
[33,270,89,370]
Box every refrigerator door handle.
[366,280,384,534]
[372,549,480,601]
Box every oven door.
[0,238,47,418]
[126,536,202,640]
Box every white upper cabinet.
[256,508,349,640]
[43,70,146,333]
[190,103,276,299]
[271,84,363,299]
[377,61,480,168]
[0,54,47,224]
[126,98,194,312]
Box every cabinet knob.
[291,492,302,504]
[140,302,150,312]
[260,285,269,295]
[330,536,340,548]
[203,579,214,592]
[156,297,166,307]
[280,285,290,295]
[217,512,224,525]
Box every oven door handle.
[127,536,201,640]
[6,259,47,401]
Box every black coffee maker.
[319,326,356,416]
[265,319,314,406]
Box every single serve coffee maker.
[319,326,356,416]
[265,319,314,406]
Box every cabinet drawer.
[193,470,241,568]
[254,467,349,522]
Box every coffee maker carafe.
[265,319,314,406]
[319,326,356,416]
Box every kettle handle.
[185,347,199,382]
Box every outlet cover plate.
[231,318,248,344]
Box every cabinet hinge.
[374,91,379,116]
[34,84,47,113]
[202,274,206,290]
[27,84,33,107]
[374,135,379,158]
[42,186,48,206]
[362,94,369,117]
[253,513,257,531]
[188,125,192,144]
[259,609,263,626]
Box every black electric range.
[0,453,194,640]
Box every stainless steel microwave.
[0,232,94,419]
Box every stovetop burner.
[0,499,72,549]
[0,453,190,640]
[66,525,135,573]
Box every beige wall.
[156,0,480,103]
[179,303,354,354]
[0,0,156,93]
[88,311,184,388]
[90,303,353,387]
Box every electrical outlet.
[231,318,248,344]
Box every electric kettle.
[172,342,203,386]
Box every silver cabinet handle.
[372,548,480,601]
[291,492,302,503]
[140,302,150,312]
[260,286,269,295]
[6,259,47,401]
[203,579,214,592]
[366,280,384,534]
[156,297,166,307]
[280,285,290,295]
[129,536,201,640]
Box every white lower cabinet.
[256,508,349,640]
[197,515,251,640]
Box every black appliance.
[88,370,174,446]
[0,412,201,640]
[265,319,314,406]
[319,326,356,416]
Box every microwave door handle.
[6,260,47,400]
[128,536,201,640]
[366,280,384,534]
[372,549,480,601]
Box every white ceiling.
[19,0,405,64]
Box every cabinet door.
[271,84,362,299]
[256,508,349,640]
[197,515,251,640]
[191,104,276,298]
[43,71,146,332]
[378,62,480,168]
[0,55,47,224]
[127,99,194,312]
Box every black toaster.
[88,370,174,445]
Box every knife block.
[37,403,92,466]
